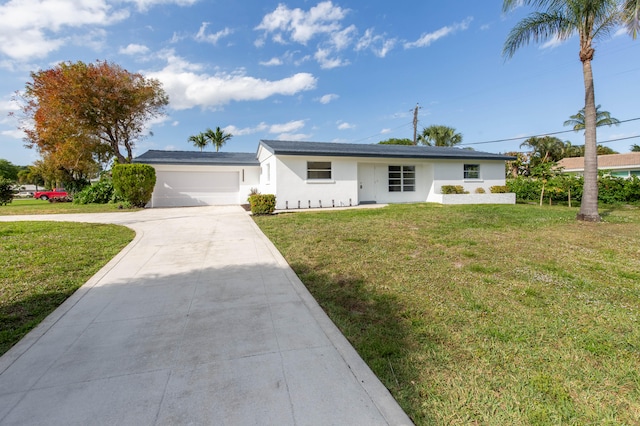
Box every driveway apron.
[0,206,412,425]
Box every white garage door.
[153,171,240,207]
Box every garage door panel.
[154,171,240,207]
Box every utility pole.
[412,103,421,145]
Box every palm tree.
[563,105,620,131]
[503,0,637,222]
[205,127,233,152]
[561,140,584,158]
[417,125,463,147]
[623,0,640,36]
[520,135,565,166]
[189,133,208,152]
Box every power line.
[459,117,640,147]
[351,121,413,143]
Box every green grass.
[254,203,640,425]
[0,199,140,215]
[0,222,134,355]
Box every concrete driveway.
[0,206,412,425]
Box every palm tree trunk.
[577,58,600,222]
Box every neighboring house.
[557,152,640,178]
[134,140,515,209]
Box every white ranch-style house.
[134,140,515,209]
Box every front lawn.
[0,222,135,355]
[0,199,140,216]
[254,204,640,425]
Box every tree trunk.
[577,58,601,222]
[540,182,545,207]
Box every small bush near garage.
[249,194,276,215]
[0,178,14,205]
[112,163,156,208]
[441,185,467,194]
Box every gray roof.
[259,140,515,160]
[134,141,514,166]
[134,150,259,166]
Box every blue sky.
[1,0,640,166]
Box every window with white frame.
[388,165,415,192]
[464,164,480,179]
[307,161,332,179]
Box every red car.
[34,189,68,200]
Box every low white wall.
[433,193,516,204]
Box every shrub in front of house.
[490,185,509,194]
[74,178,121,204]
[441,185,467,194]
[622,176,640,202]
[112,163,156,208]
[249,194,276,215]
[475,187,486,194]
[598,175,627,204]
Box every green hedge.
[112,164,156,208]
[249,194,276,215]
[74,178,121,204]
[506,175,640,204]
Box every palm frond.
[503,11,570,58]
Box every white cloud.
[225,120,309,139]
[330,24,356,50]
[270,120,306,134]
[195,22,233,45]
[318,93,339,104]
[259,57,283,66]
[1,128,23,139]
[120,43,150,55]
[404,17,473,49]
[314,48,349,69]
[0,0,130,60]
[276,132,311,140]
[380,128,391,134]
[0,0,198,62]
[356,28,396,58]
[146,51,317,110]
[337,121,354,130]
[255,1,348,45]
[223,122,269,136]
[256,1,355,69]
[541,34,564,49]
[254,1,405,67]
[124,0,198,12]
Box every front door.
[357,163,376,203]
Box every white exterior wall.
[426,160,507,202]
[269,155,359,210]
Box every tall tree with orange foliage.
[17,60,168,169]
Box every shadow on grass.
[0,289,77,355]
[289,261,427,425]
